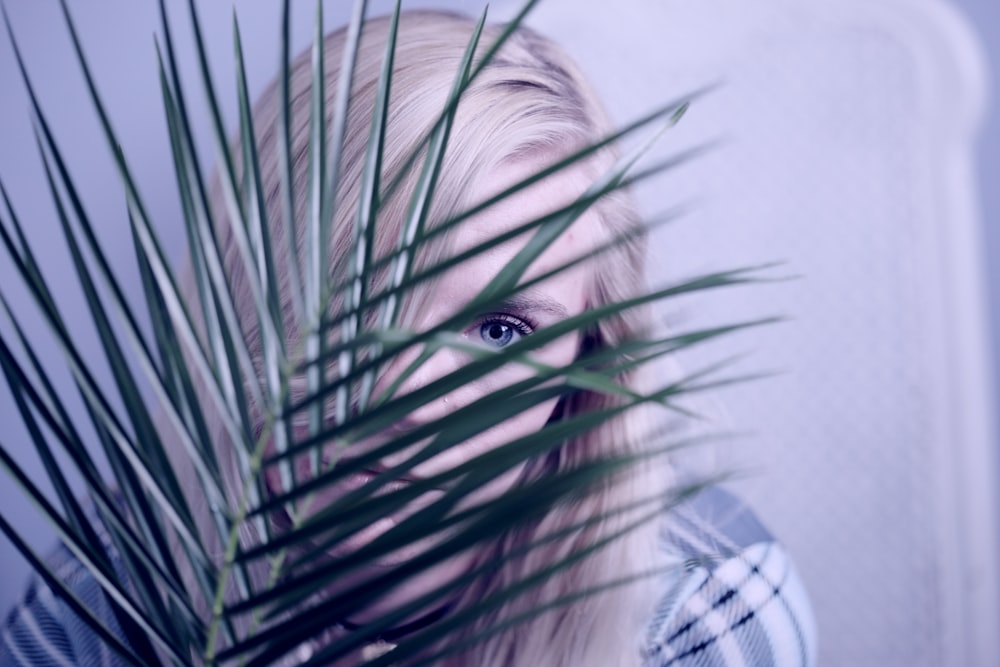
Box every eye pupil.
[480,321,515,347]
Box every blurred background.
[0,1,997,665]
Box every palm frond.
[0,2,776,665]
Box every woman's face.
[314,157,602,619]
[373,157,601,489]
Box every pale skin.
[279,157,604,630]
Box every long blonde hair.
[183,10,669,666]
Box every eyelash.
[470,312,537,337]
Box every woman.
[1,9,815,667]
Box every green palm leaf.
[0,1,775,665]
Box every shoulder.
[642,487,818,667]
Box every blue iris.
[480,321,518,347]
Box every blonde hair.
[182,9,669,666]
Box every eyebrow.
[493,287,570,319]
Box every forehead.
[451,158,604,286]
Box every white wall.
[953,0,1000,496]
[523,2,997,664]
[522,1,997,664]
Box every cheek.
[507,396,562,436]
[465,395,563,502]
[536,330,583,367]
[485,331,580,430]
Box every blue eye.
[476,314,533,348]
[480,321,517,347]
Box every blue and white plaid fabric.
[0,534,126,667]
[642,488,817,666]
[1,488,816,666]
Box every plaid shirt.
[1,531,127,667]
[1,488,815,666]
[643,488,817,666]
